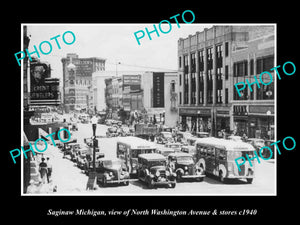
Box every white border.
[21,23,277,196]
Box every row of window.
[233,56,274,77]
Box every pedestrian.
[39,158,48,184]
[26,179,38,194]
[46,157,52,183]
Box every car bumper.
[227,174,255,179]
[181,174,206,179]
[105,178,134,184]
[153,178,176,186]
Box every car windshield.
[162,133,172,138]
[149,160,166,167]
[103,160,122,169]
[227,151,254,161]
[188,139,196,146]
[176,156,194,164]
[255,140,265,145]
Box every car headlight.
[109,172,113,176]
[184,166,188,170]
[166,170,170,176]
[155,171,160,177]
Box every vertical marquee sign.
[29,62,60,106]
[152,72,164,108]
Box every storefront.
[233,104,274,139]
[248,105,274,140]
[179,108,211,133]
[216,109,230,134]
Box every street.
[42,123,276,195]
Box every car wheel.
[196,177,204,182]
[147,179,154,189]
[176,172,182,182]
[246,178,253,184]
[124,181,129,186]
[170,183,176,188]
[219,171,226,183]
[102,176,107,187]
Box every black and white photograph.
[21,24,276,196]
[3,4,298,224]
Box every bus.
[116,136,157,177]
[195,137,256,184]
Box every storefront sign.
[30,62,60,105]
[179,108,210,115]
[153,72,164,108]
[74,59,94,77]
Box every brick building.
[61,53,106,113]
[177,25,275,138]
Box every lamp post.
[91,115,97,171]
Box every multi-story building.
[61,53,106,112]
[141,71,178,127]
[92,71,143,114]
[231,30,275,139]
[177,25,275,138]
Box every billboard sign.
[152,72,164,108]
[30,62,60,105]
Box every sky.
[25,24,212,79]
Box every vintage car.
[181,145,197,161]
[195,132,210,138]
[227,135,243,142]
[176,131,194,144]
[137,153,176,188]
[84,152,105,175]
[167,152,205,182]
[155,147,175,158]
[156,131,174,144]
[62,139,77,158]
[247,138,265,155]
[75,147,89,169]
[164,142,183,152]
[96,158,130,186]
[106,126,119,137]
[69,143,82,162]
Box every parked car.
[247,138,265,155]
[156,131,173,144]
[227,135,243,142]
[96,158,130,186]
[181,145,197,161]
[137,153,176,188]
[164,142,183,152]
[84,152,105,175]
[195,132,210,138]
[155,147,175,158]
[167,152,205,182]
[176,131,194,144]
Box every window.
[233,60,248,77]
[225,88,228,104]
[179,92,182,104]
[250,59,254,75]
[225,65,228,80]
[179,74,182,86]
[170,80,175,92]
[184,55,189,74]
[225,42,229,57]
[198,50,204,72]
[191,53,196,73]
[179,56,182,68]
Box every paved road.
[47,123,276,195]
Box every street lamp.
[91,115,98,171]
